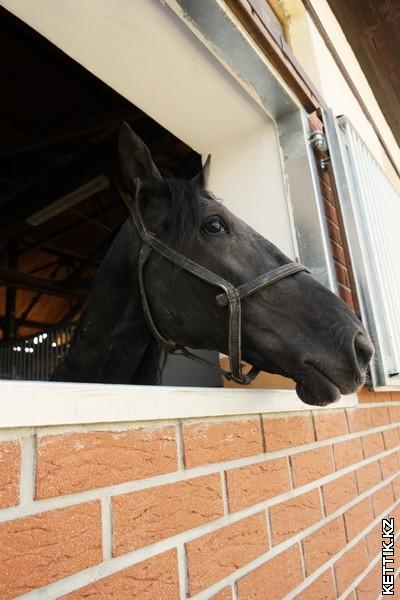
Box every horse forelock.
[163,178,201,244]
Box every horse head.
[119,123,373,406]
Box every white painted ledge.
[0,381,357,428]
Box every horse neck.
[53,220,154,383]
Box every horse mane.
[162,178,201,246]
[133,177,209,382]
[131,340,166,385]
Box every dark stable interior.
[0,8,201,354]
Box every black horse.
[53,123,373,406]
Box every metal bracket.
[309,130,328,152]
[320,157,331,171]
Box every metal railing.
[0,324,76,381]
[326,111,400,388]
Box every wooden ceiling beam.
[0,267,89,300]
[21,243,95,264]
[14,319,54,330]
[0,157,108,235]
[0,107,145,159]
[57,301,83,325]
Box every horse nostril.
[354,332,374,371]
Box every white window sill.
[0,381,357,428]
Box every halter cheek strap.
[127,185,311,385]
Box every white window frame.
[0,381,356,429]
[0,0,353,420]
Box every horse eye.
[203,217,227,235]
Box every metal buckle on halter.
[224,366,259,385]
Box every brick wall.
[1,402,399,598]
[308,112,357,313]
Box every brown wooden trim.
[15,319,56,330]
[224,0,322,112]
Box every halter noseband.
[127,185,311,385]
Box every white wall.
[0,0,295,256]
[207,126,295,255]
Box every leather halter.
[127,185,311,385]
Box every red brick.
[186,513,268,595]
[183,420,263,468]
[356,461,382,493]
[337,284,354,309]
[346,408,372,433]
[324,198,339,223]
[291,445,334,487]
[360,390,392,403]
[380,452,399,478]
[313,410,348,440]
[371,482,394,517]
[0,502,102,599]
[331,240,347,266]
[333,438,363,470]
[365,523,381,558]
[296,568,336,600]
[334,539,369,595]
[375,391,393,402]
[322,472,358,514]
[344,497,374,540]
[392,475,400,499]
[113,474,224,555]
[36,427,177,498]
[320,180,335,206]
[369,406,390,427]
[62,550,179,599]
[262,413,314,452]
[269,489,322,544]
[361,432,385,458]
[0,441,20,509]
[390,500,400,524]
[383,427,400,450]
[327,219,342,245]
[303,517,346,574]
[389,405,400,422]
[210,588,232,600]
[236,545,303,600]
[357,388,376,403]
[356,563,381,600]
[335,262,350,287]
[226,458,290,513]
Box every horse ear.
[118,122,162,190]
[191,154,211,189]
